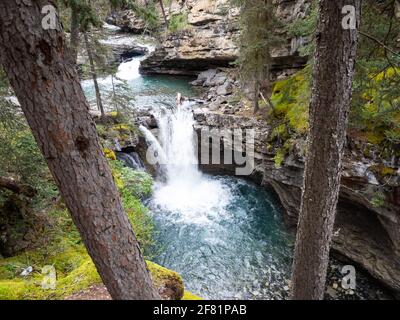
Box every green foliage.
[109,160,155,256]
[351,67,400,146]
[124,1,161,31]
[96,113,139,150]
[168,13,188,33]
[285,0,317,56]
[272,0,400,159]
[233,0,280,83]
[110,160,153,199]
[371,192,385,208]
[60,0,102,31]
[0,115,57,206]
[270,68,311,137]
[349,0,400,150]
[103,76,136,112]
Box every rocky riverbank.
[186,67,400,297]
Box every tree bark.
[84,32,105,117]
[291,0,361,300]
[159,0,168,26]
[69,4,80,65]
[253,79,260,114]
[0,0,160,300]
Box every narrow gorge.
[0,0,398,302]
[85,0,399,298]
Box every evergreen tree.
[233,0,280,113]
[0,0,160,300]
[291,0,361,300]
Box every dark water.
[149,176,295,300]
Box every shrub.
[168,13,189,33]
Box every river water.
[82,28,295,300]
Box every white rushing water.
[81,33,155,109]
[145,103,232,224]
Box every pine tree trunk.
[69,5,80,65]
[84,32,105,117]
[0,0,160,300]
[291,0,361,300]
[159,0,168,25]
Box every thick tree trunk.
[0,0,160,300]
[69,5,80,65]
[84,32,105,117]
[291,0,361,300]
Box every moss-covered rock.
[95,112,139,150]
[270,69,311,136]
[182,290,203,300]
[0,246,198,300]
[369,165,398,178]
[147,261,184,300]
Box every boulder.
[216,81,233,95]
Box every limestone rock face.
[107,0,310,75]
[139,0,310,76]
[140,0,239,75]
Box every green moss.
[0,245,101,300]
[95,111,139,150]
[270,69,311,136]
[371,192,385,208]
[108,160,155,256]
[113,124,134,132]
[182,291,203,300]
[273,149,286,168]
[104,148,117,161]
[369,165,398,177]
[0,247,191,300]
[168,13,189,33]
[0,280,27,300]
[273,139,295,168]
[147,261,183,292]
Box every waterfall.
[157,102,202,183]
[144,102,231,224]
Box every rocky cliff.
[138,0,309,76]
[191,68,400,295]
